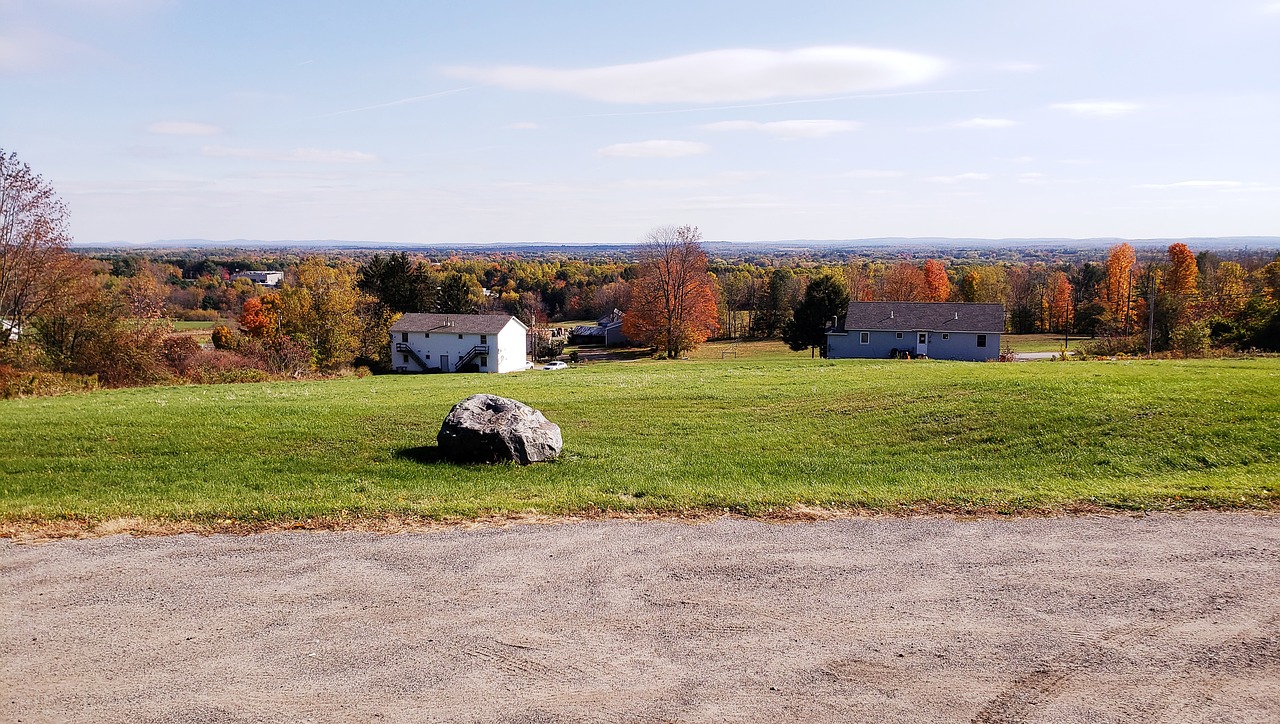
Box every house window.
[402,354,409,364]
[401,332,408,343]
[859,331,870,344]
[424,333,429,338]
[481,335,487,344]
[977,334,987,348]
[458,334,463,340]
[479,356,488,367]
[424,353,431,359]
[896,332,903,339]
[942,333,950,340]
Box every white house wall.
[392,324,527,373]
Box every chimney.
[890,310,894,319]
[954,312,959,320]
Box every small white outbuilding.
[389,313,528,374]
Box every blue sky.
[2,0,1278,244]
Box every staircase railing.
[455,344,489,370]
[395,342,430,371]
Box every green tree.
[279,257,365,370]
[436,272,479,314]
[782,275,849,357]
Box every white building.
[231,270,284,287]
[390,313,529,374]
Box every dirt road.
[3,513,1278,723]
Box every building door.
[440,354,449,372]
[916,332,928,356]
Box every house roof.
[839,302,1005,333]
[390,313,525,335]
[570,325,606,337]
[597,308,625,326]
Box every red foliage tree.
[622,225,720,357]
[880,262,929,301]
[1165,243,1198,298]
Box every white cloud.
[701,119,860,139]
[841,169,906,179]
[1051,101,1141,117]
[148,121,221,136]
[925,173,991,184]
[1264,2,1280,14]
[954,117,1020,129]
[445,46,946,104]
[616,171,766,190]
[506,121,540,130]
[596,140,710,158]
[995,61,1041,72]
[0,27,85,73]
[1135,180,1253,189]
[1018,172,1048,184]
[201,146,377,163]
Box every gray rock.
[436,394,562,465]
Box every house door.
[916,332,928,356]
[440,354,449,372]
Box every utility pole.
[1146,265,1157,357]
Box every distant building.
[568,309,630,347]
[827,302,1005,361]
[0,318,21,343]
[390,313,528,373]
[231,271,283,287]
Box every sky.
[2,0,1279,245]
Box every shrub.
[1170,322,1211,357]
[161,337,201,375]
[175,309,221,322]
[0,365,99,398]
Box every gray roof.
[390,313,525,335]
[840,302,1005,333]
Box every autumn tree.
[1045,271,1074,334]
[1100,242,1137,334]
[237,294,281,339]
[622,225,719,357]
[782,275,849,357]
[923,259,950,302]
[279,257,366,370]
[0,149,78,345]
[879,262,929,301]
[1165,243,1198,298]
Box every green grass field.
[2,348,1277,525]
[1003,334,1090,353]
[169,320,222,331]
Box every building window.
[859,331,870,344]
[402,354,409,364]
[424,353,431,359]
[942,333,950,340]
[896,332,903,339]
[977,334,987,348]
[479,356,488,367]
[424,333,430,338]
[401,332,408,343]
[481,335,487,344]
[458,334,463,340]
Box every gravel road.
[3,513,1278,723]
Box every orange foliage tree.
[238,293,281,339]
[1165,242,1198,298]
[622,225,719,358]
[1046,271,1073,333]
[880,262,929,301]
[1100,242,1136,333]
[923,259,950,302]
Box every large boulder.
[436,394,562,465]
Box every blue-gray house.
[827,301,1005,361]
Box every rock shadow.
[394,446,447,465]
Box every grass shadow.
[394,446,447,465]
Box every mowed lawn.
[1,354,1278,523]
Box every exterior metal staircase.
[395,342,430,371]
[455,344,489,371]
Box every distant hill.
[72,236,1280,253]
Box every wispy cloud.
[954,117,1020,129]
[615,171,766,190]
[148,121,221,136]
[595,140,710,158]
[0,27,86,73]
[1135,180,1254,189]
[446,46,946,104]
[1051,100,1141,117]
[506,121,540,130]
[202,146,378,163]
[841,169,906,179]
[315,86,477,118]
[701,119,860,139]
[1263,2,1280,14]
[926,173,991,183]
[995,61,1041,72]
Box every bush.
[1080,335,1144,357]
[175,309,221,322]
[1170,322,1211,357]
[0,365,99,398]
[161,337,201,375]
